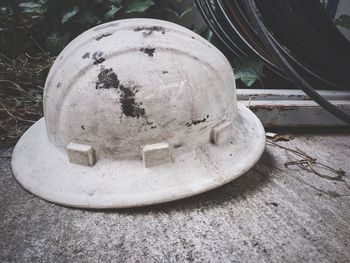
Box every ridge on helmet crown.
[43,18,236,162]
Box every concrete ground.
[0,133,349,263]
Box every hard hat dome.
[12,19,265,208]
[44,19,236,159]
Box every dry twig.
[266,139,349,196]
[0,52,54,146]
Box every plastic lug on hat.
[11,18,265,208]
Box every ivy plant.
[1,0,264,86]
[335,15,350,30]
[1,0,195,55]
[233,58,265,87]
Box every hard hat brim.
[11,103,265,209]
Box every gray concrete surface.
[1,133,349,263]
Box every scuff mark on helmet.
[93,57,105,65]
[82,52,90,59]
[92,51,105,65]
[140,47,156,57]
[95,68,145,118]
[185,117,207,127]
[95,33,112,41]
[134,26,165,36]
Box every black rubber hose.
[217,0,288,79]
[196,0,290,81]
[196,0,350,124]
[196,0,243,57]
[243,0,350,124]
[256,0,350,89]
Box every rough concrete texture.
[1,133,349,262]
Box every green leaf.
[233,58,264,87]
[125,0,155,13]
[104,5,122,20]
[74,10,101,24]
[179,2,195,19]
[163,7,180,17]
[335,15,350,30]
[61,6,79,24]
[239,74,259,87]
[19,2,44,14]
[46,31,71,55]
[199,27,213,42]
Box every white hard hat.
[12,19,265,208]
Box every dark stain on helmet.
[82,52,90,59]
[140,47,156,57]
[185,117,207,127]
[93,57,105,65]
[134,26,165,36]
[95,68,145,118]
[92,51,105,65]
[95,33,112,41]
[119,83,145,118]
[96,68,119,89]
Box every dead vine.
[266,139,349,197]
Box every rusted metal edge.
[237,89,350,101]
[238,89,350,127]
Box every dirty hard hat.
[12,19,265,208]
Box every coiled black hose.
[196,0,350,124]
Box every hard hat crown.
[44,19,236,163]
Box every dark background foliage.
[0,0,266,86]
[0,0,198,56]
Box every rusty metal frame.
[238,89,350,127]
